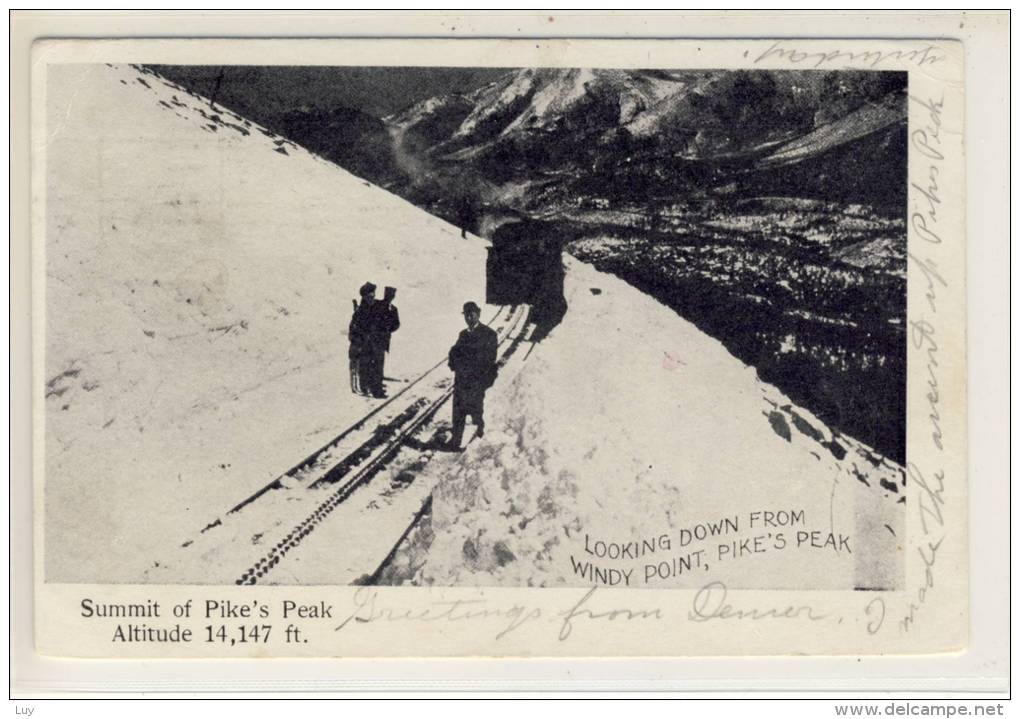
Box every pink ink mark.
[662,351,686,371]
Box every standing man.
[447,301,498,450]
[455,194,477,239]
[366,286,400,398]
[348,282,376,396]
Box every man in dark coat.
[447,301,498,449]
[365,286,400,398]
[348,282,376,395]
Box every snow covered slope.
[42,64,904,590]
[388,258,905,591]
[43,64,494,583]
[389,68,693,156]
[757,96,906,168]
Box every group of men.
[348,282,400,399]
[348,285,498,451]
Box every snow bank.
[397,259,904,590]
[43,64,495,582]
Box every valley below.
[556,198,906,463]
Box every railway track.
[166,304,533,585]
[192,305,510,533]
[351,304,538,586]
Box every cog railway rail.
[166,304,533,585]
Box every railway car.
[485,220,562,306]
[486,220,568,338]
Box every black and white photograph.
[42,59,911,592]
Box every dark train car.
[485,220,562,306]
[486,220,568,339]
[486,243,537,305]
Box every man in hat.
[348,282,376,395]
[365,286,400,398]
[447,301,498,449]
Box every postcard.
[29,36,967,658]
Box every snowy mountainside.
[387,67,905,171]
[43,64,494,582]
[43,63,904,590]
[388,68,695,159]
[145,68,908,466]
[757,97,906,168]
[451,68,689,138]
[384,259,904,590]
